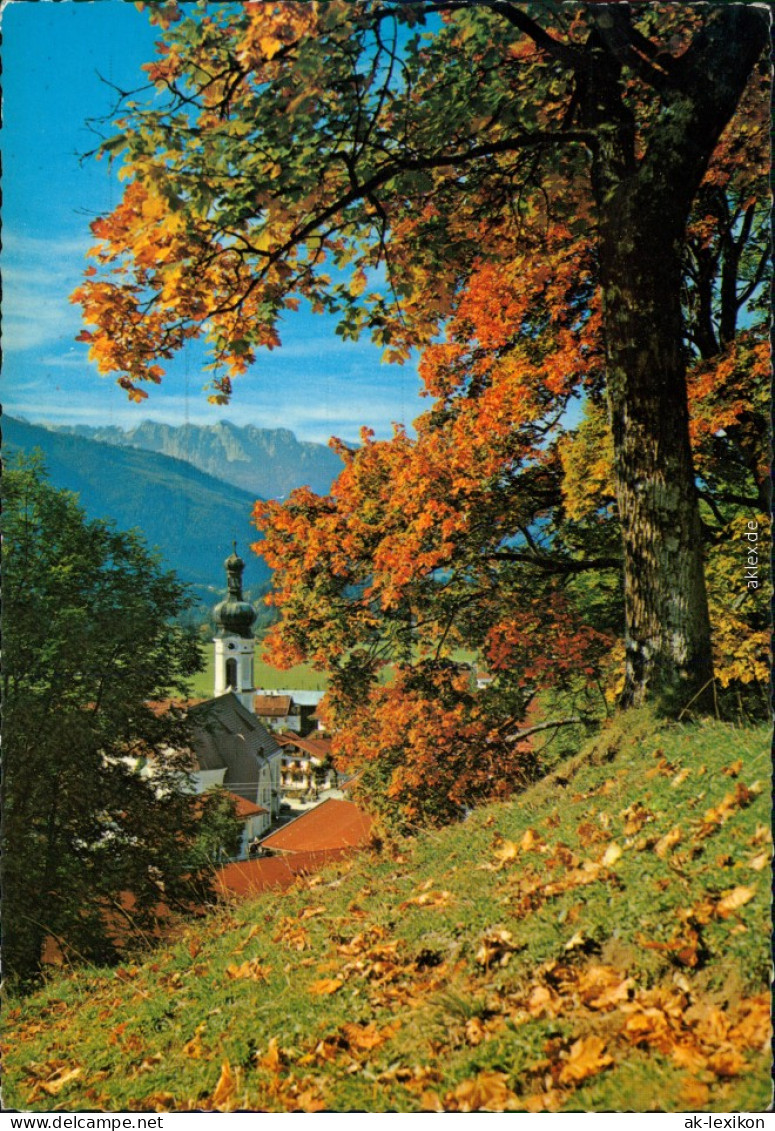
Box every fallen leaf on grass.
[30,1065,83,1097]
[526,983,564,1019]
[440,1070,520,1112]
[400,889,455,910]
[232,925,261,954]
[380,1064,440,1091]
[308,977,343,996]
[136,1054,163,1075]
[671,768,691,788]
[259,1037,283,1072]
[748,852,769,872]
[490,838,520,867]
[130,1092,176,1113]
[476,928,520,968]
[574,965,633,1010]
[273,917,310,950]
[557,1035,613,1084]
[721,759,743,777]
[715,885,756,918]
[706,1048,747,1078]
[210,1060,239,1112]
[225,958,271,982]
[182,1022,208,1059]
[681,1077,710,1108]
[298,904,327,921]
[729,994,772,1050]
[341,1019,400,1051]
[654,826,682,858]
[621,802,653,835]
[599,842,622,866]
[700,783,757,832]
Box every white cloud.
[3,231,93,352]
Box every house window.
[225,658,238,688]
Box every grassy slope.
[4,713,771,1113]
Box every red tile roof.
[224,791,268,820]
[216,849,352,897]
[254,694,293,716]
[259,799,372,854]
[281,735,333,761]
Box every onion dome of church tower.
[213,543,257,638]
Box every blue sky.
[2,1,424,444]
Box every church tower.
[212,544,257,712]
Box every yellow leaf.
[298,904,326,920]
[748,852,769,872]
[350,269,368,297]
[715,885,756,918]
[655,826,682,858]
[520,827,541,851]
[600,842,622,866]
[681,1077,710,1108]
[260,34,284,60]
[492,839,520,867]
[401,889,454,909]
[38,1067,82,1096]
[259,1037,282,1072]
[671,768,691,788]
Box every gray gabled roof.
[188,692,280,803]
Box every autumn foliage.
[69,2,770,820]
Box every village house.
[253,689,324,735]
[277,733,336,799]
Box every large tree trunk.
[600,204,713,709]
[584,4,768,710]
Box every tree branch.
[505,716,588,743]
[487,550,620,574]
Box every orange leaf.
[210,1060,238,1112]
[341,1020,400,1051]
[442,1070,519,1112]
[558,1036,613,1084]
[259,1037,283,1072]
[308,977,343,996]
[225,958,271,981]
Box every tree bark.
[583,5,769,709]
[600,204,714,709]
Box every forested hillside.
[3,416,269,596]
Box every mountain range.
[50,419,344,501]
[3,416,342,602]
